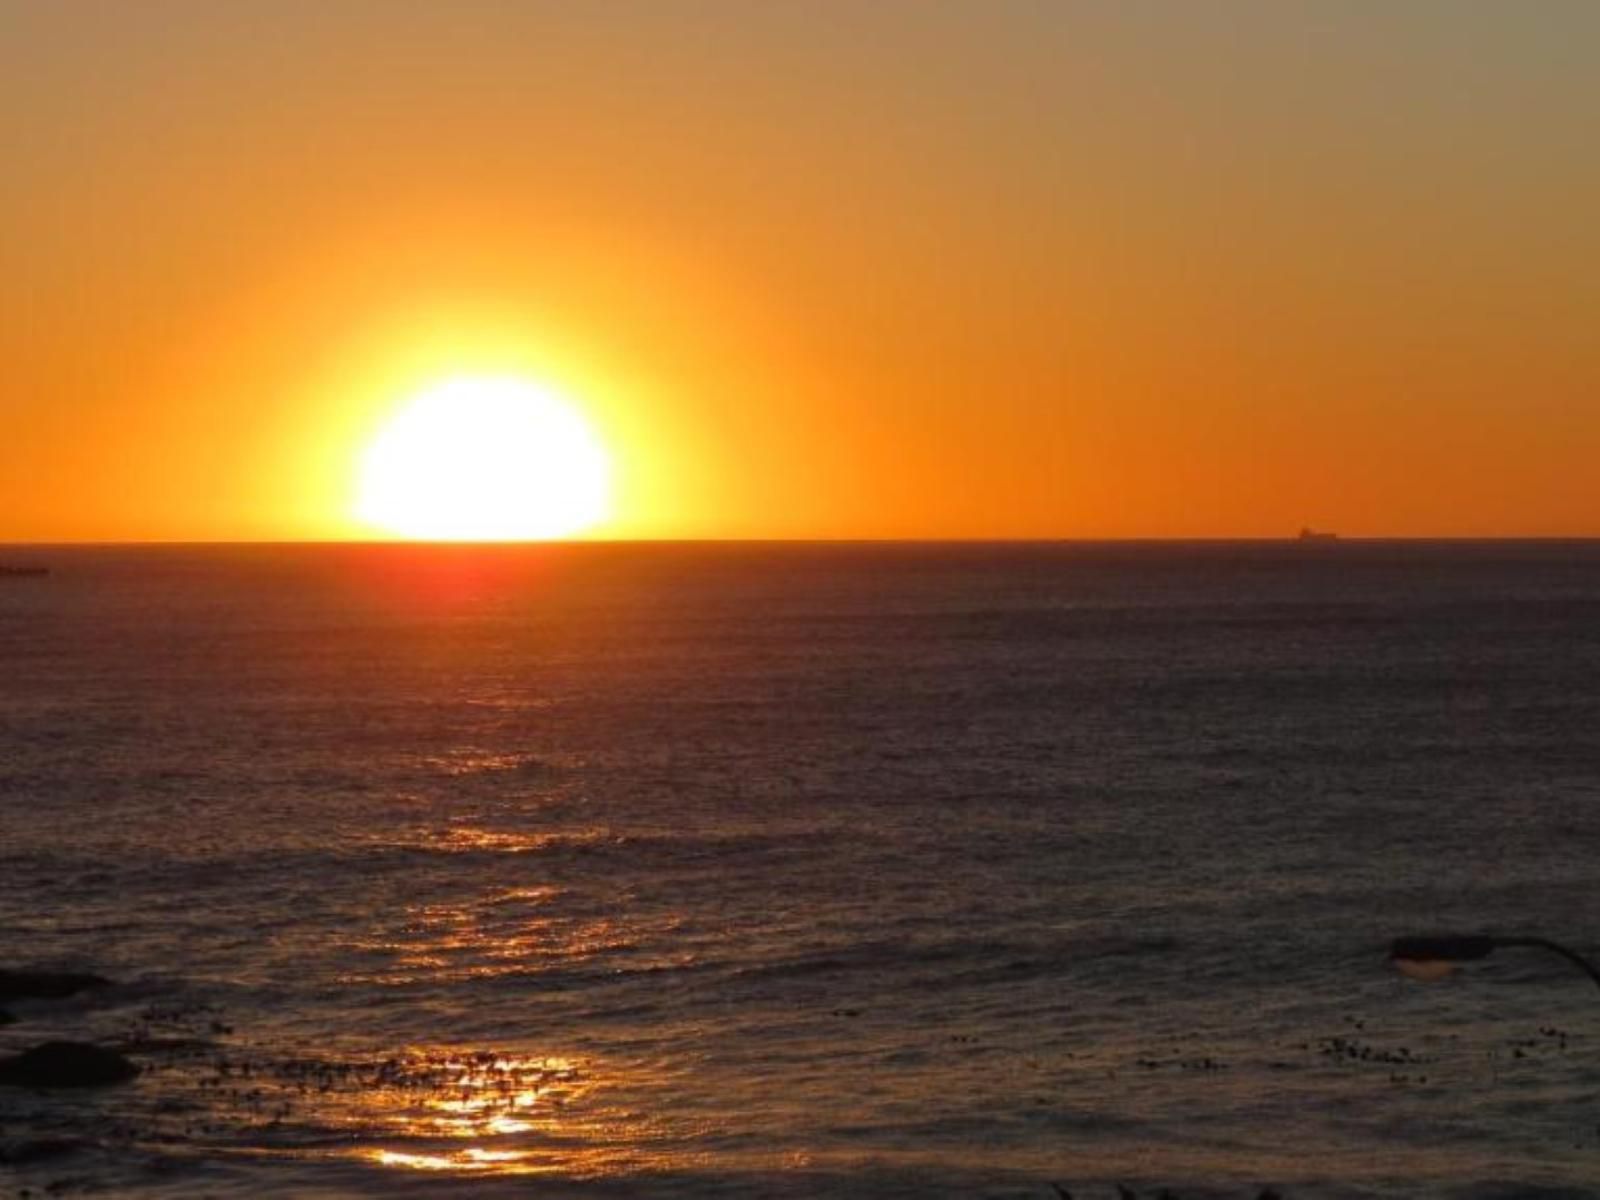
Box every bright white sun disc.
[356,377,611,540]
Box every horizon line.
[5,535,1600,549]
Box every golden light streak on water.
[372,1147,535,1172]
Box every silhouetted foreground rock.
[0,1136,81,1165]
[0,968,111,1003]
[0,1041,140,1088]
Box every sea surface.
[1,541,1598,1199]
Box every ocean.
[1,541,1597,1198]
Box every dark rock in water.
[0,1041,140,1088]
[0,969,112,1003]
[0,1008,15,1026]
[0,1137,81,1165]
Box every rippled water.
[2,542,1598,1198]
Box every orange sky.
[3,1,1597,540]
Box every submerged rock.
[0,1136,81,1165]
[0,1041,140,1088]
[0,969,111,1003]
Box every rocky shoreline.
[0,966,1309,1199]
[0,967,141,1186]
[0,969,138,1089]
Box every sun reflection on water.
[125,1032,690,1181]
[304,816,697,1175]
[373,1146,534,1172]
[406,825,616,854]
[334,827,688,988]
[309,1046,679,1178]
[354,1047,701,1178]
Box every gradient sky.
[3,0,1596,540]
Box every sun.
[355,376,612,540]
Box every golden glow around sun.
[355,377,612,540]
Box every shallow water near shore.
[2,541,1598,1197]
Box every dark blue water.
[2,542,1598,1197]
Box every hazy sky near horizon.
[3,0,1597,539]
